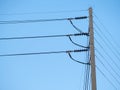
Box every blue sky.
[0,0,120,90]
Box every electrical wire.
[94,22,120,63]
[87,65,91,90]
[86,52,90,90]
[95,49,120,82]
[95,35,120,71]
[96,66,117,90]
[67,52,90,65]
[96,55,120,87]
[0,9,88,16]
[83,62,90,90]
[68,36,89,48]
[94,23,120,87]
[95,41,120,78]
[83,29,90,90]
[0,16,88,24]
[86,65,90,90]
[85,35,90,90]
[69,20,83,33]
[0,33,89,41]
[0,49,88,57]
[93,13,120,48]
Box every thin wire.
[0,9,88,16]
[69,20,83,33]
[83,35,90,90]
[83,65,87,90]
[88,67,91,90]
[86,65,90,90]
[96,66,117,90]
[67,52,90,65]
[0,16,88,24]
[95,35,120,71]
[87,33,91,90]
[96,55,119,78]
[95,48,120,80]
[86,36,90,90]
[84,63,90,90]
[94,22,120,63]
[96,55,120,86]
[83,66,86,90]
[0,49,88,57]
[86,51,90,90]
[93,13,120,48]
[0,33,89,41]
[95,42,120,78]
[68,36,89,48]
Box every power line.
[0,9,88,16]
[84,33,90,90]
[96,55,120,86]
[67,52,90,65]
[93,13,120,48]
[95,41,120,79]
[95,39,120,71]
[96,66,117,90]
[0,33,89,41]
[95,48,120,82]
[0,49,88,57]
[94,22,120,63]
[83,63,90,90]
[0,16,88,24]
[94,29,120,70]
[82,31,90,90]
[69,20,83,33]
[68,36,89,48]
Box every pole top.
[89,7,93,11]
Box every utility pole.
[89,7,97,90]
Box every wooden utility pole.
[89,7,97,90]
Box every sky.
[0,0,120,90]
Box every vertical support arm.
[89,7,97,90]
